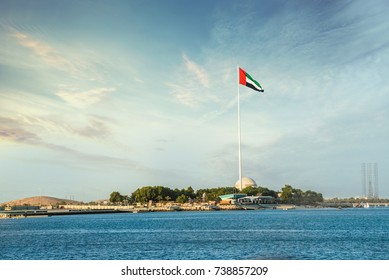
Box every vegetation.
[279,185,323,205]
[122,184,324,206]
[241,186,278,197]
[194,187,237,201]
[129,186,179,203]
[109,191,129,204]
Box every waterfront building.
[218,193,247,205]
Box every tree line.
[109,184,324,206]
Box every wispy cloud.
[0,90,114,142]
[0,116,136,169]
[71,118,111,139]
[7,28,114,83]
[9,29,118,108]
[0,117,40,144]
[182,54,210,88]
[21,115,112,140]
[167,54,221,107]
[165,82,198,107]
[56,87,116,108]
[11,31,78,74]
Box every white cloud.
[166,54,224,108]
[0,117,39,144]
[11,31,77,74]
[182,54,210,88]
[7,29,113,83]
[165,82,198,107]
[56,87,116,108]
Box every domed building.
[235,177,257,191]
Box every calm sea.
[0,208,388,260]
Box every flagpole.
[237,65,242,192]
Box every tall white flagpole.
[237,65,242,192]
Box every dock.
[0,202,302,219]
[0,209,138,219]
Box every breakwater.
[0,209,126,218]
[0,205,227,218]
[0,203,297,218]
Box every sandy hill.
[1,196,80,206]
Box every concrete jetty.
[0,202,300,219]
[0,208,136,218]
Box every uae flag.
[239,67,264,92]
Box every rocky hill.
[0,196,80,206]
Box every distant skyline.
[1,0,389,202]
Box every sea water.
[0,208,388,260]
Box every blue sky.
[1,0,389,202]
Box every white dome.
[235,177,257,191]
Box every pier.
[0,209,133,218]
[0,203,301,218]
[0,204,221,218]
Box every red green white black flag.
[239,67,264,92]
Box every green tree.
[280,185,293,203]
[195,187,236,201]
[279,185,323,205]
[303,190,323,205]
[184,186,195,199]
[259,187,278,197]
[176,194,189,204]
[130,186,178,203]
[110,191,123,204]
[241,186,258,196]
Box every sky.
[1,0,389,202]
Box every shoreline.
[2,203,388,219]
[0,203,298,218]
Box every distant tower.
[361,163,366,198]
[374,163,379,199]
[361,163,379,199]
[367,163,374,198]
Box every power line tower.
[361,162,379,199]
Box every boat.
[199,204,219,211]
[167,205,182,211]
[235,195,278,210]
